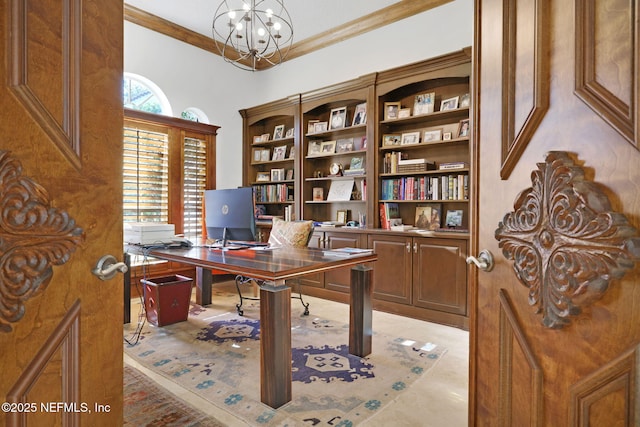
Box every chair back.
[267,218,314,248]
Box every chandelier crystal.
[212,0,293,71]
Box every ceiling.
[124,0,453,69]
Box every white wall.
[124,0,473,189]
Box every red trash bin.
[142,275,193,326]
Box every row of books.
[381,174,469,201]
[253,183,294,203]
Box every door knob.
[466,249,494,272]
[92,255,128,280]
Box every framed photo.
[445,209,464,228]
[273,124,285,140]
[252,148,263,162]
[313,121,328,133]
[253,135,263,144]
[329,107,347,130]
[260,133,271,142]
[383,134,401,146]
[414,203,442,230]
[285,128,294,138]
[440,96,459,111]
[352,103,367,126]
[349,156,364,170]
[398,108,411,118]
[457,119,470,137]
[312,187,324,201]
[336,210,348,224]
[414,92,435,115]
[384,102,401,120]
[256,171,270,182]
[270,168,284,182]
[307,120,319,134]
[460,93,470,108]
[320,140,336,154]
[259,148,271,162]
[423,129,442,143]
[285,169,294,180]
[336,138,354,153]
[288,146,295,159]
[401,131,420,145]
[272,145,287,161]
[307,141,322,156]
[443,132,452,141]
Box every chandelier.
[212,0,293,71]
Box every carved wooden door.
[0,1,123,425]
[471,0,640,425]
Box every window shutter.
[183,136,208,239]
[123,127,169,224]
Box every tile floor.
[124,281,469,426]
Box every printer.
[124,223,176,245]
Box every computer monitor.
[204,187,256,247]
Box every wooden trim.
[124,1,453,70]
[124,108,219,135]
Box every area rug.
[124,293,447,426]
[124,364,225,427]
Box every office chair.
[235,218,314,316]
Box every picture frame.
[285,128,294,138]
[307,120,319,134]
[383,102,401,120]
[320,140,336,154]
[460,93,470,108]
[349,156,364,170]
[414,203,442,230]
[253,135,263,144]
[259,148,271,162]
[383,134,401,146]
[270,168,284,182]
[414,92,435,116]
[313,121,328,133]
[336,210,348,224]
[443,132,452,141]
[329,107,347,130]
[336,138,354,153]
[440,96,459,111]
[252,148,263,162]
[260,133,271,142]
[273,124,285,140]
[400,131,420,145]
[272,145,288,161]
[422,129,442,143]
[307,141,322,156]
[256,171,270,182]
[312,187,324,201]
[457,119,470,138]
[398,108,411,119]
[285,169,294,180]
[352,103,367,126]
[445,209,464,228]
[288,146,295,159]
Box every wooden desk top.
[145,246,377,282]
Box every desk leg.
[195,267,213,306]
[260,283,292,408]
[349,264,373,357]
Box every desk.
[124,245,376,409]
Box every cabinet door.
[412,237,467,314]
[367,234,412,304]
[324,232,365,293]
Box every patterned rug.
[124,292,447,426]
[124,364,225,427]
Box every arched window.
[123,73,172,115]
[181,107,210,124]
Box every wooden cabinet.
[368,233,468,328]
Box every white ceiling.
[124,0,400,43]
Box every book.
[323,247,373,257]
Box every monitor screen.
[204,187,256,246]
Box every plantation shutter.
[183,136,208,239]
[123,127,169,224]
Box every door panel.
[1,1,123,425]
[472,0,640,425]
